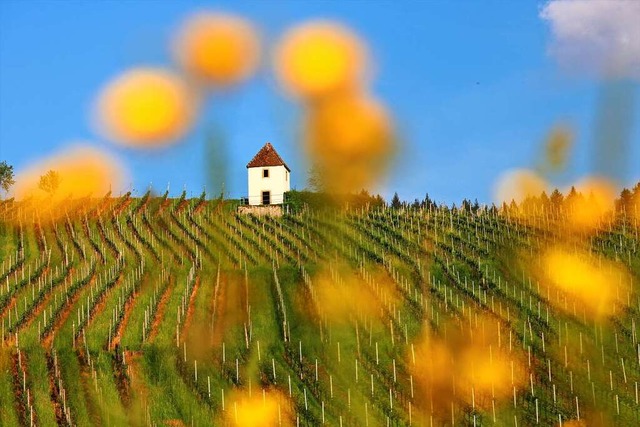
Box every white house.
[246,142,290,205]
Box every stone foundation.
[237,205,284,217]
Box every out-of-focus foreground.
[0,188,639,426]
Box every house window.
[263,169,269,178]
[262,191,271,205]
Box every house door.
[262,191,270,205]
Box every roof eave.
[247,163,291,171]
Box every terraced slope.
[0,194,639,426]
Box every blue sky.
[1,0,638,203]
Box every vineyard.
[0,191,639,426]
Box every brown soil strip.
[211,272,245,348]
[111,348,132,408]
[124,350,147,394]
[113,198,133,217]
[46,351,69,426]
[78,362,101,426]
[122,350,147,418]
[109,289,139,351]
[0,297,17,326]
[175,198,189,214]
[181,276,200,336]
[211,273,228,347]
[159,197,171,213]
[11,352,29,426]
[42,274,96,350]
[193,199,207,214]
[148,276,173,342]
[135,196,151,214]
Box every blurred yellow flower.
[458,344,520,409]
[274,21,368,99]
[410,318,525,418]
[174,12,261,87]
[566,177,617,232]
[95,68,197,147]
[543,246,628,317]
[227,390,291,427]
[305,93,394,191]
[493,169,547,205]
[13,144,124,201]
[313,268,391,322]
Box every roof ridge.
[246,142,290,171]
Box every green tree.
[422,193,433,210]
[0,161,15,196]
[39,170,61,195]
[391,192,402,209]
[616,188,633,212]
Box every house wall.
[247,165,290,205]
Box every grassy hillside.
[0,192,638,426]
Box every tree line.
[0,161,60,198]
[389,182,640,215]
[3,158,639,215]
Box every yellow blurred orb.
[314,270,384,322]
[174,12,261,86]
[96,68,197,147]
[306,93,392,159]
[409,322,525,417]
[459,346,521,409]
[544,246,628,317]
[226,390,292,427]
[409,334,455,415]
[304,94,394,191]
[275,21,368,99]
[494,169,547,205]
[567,176,617,231]
[12,144,126,211]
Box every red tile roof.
[246,142,290,171]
